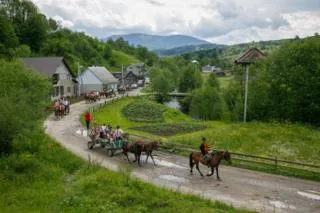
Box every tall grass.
[0,128,251,213]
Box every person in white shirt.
[115,125,123,141]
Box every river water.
[164,97,181,110]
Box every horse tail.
[189,152,193,168]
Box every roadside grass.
[0,130,252,213]
[170,121,320,165]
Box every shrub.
[122,100,166,122]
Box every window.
[67,87,71,93]
[60,86,64,96]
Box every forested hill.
[107,33,212,50]
[0,1,157,74]
[179,37,306,69]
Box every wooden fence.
[128,133,320,174]
[86,97,320,177]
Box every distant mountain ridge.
[154,43,226,56]
[106,33,212,50]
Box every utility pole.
[77,62,80,96]
[243,65,249,122]
[77,62,83,96]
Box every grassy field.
[202,73,234,89]
[0,130,251,213]
[92,97,320,167]
[107,50,142,72]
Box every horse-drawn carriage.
[88,137,125,157]
[87,126,158,165]
[87,128,128,157]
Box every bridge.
[139,92,191,97]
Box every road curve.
[44,97,320,213]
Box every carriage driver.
[200,137,211,162]
[115,125,123,141]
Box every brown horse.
[135,140,158,165]
[122,141,143,166]
[54,104,65,119]
[189,151,231,180]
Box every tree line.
[0,0,158,74]
[150,35,320,125]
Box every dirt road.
[44,98,320,213]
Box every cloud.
[31,0,320,44]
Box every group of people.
[84,111,123,142]
[53,97,70,114]
[85,112,212,162]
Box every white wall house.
[202,65,222,73]
[23,57,77,100]
[79,66,118,94]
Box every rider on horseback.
[200,137,211,163]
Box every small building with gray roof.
[78,66,118,93]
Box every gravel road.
[44,96,320,213]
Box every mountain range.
[106,33,213,50]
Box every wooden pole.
[244,65,249,122]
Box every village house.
[202,65,222,73]
[112,63,145,86]
[22,57,77,100]
[78,66,118,94]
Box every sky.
[32,0,320,45]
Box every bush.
[0,60,51,154]
[122,100,166,122]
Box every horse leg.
[137,153,141,166]
[189,153,194,174]
[195,162,204,177]
[150,154,156,165]
[124,152,131,163]
[207,166,214,176]
[216,166,221,181]
[145,153,149,163]
[133,153,137,163]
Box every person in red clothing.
[200,137,210,163]
[84,111,91,130]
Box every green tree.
[20,13,49,51]
[189,86,222,120]
[247,37,320,124]
[0,60,51,153]
[179,64,203,92]
[150,68,174,102]
[0,9,19,58]
[206,73,220,89]
[103,43,112,60]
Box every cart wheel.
[107,149,114,157]
[88,141,94,149]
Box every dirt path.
[44,97,320,213]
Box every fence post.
[275,156,278,171]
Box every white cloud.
[32,0,320,44]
